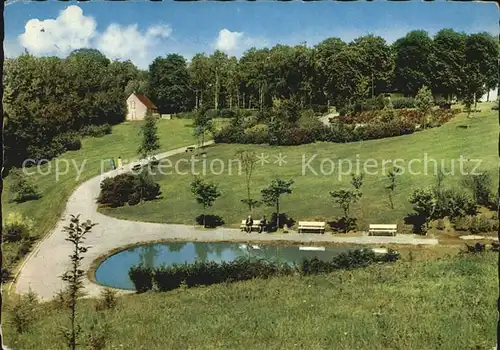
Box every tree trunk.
[195,90,199,110]
[487,90,490,102]
[276,201,280,229]
[214,69,219,111]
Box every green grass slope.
[2,119,196,269]
[101,106,498,229]
[3,252,496,349]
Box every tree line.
[4,29,498,167]
[148,29,498,114]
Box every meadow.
[2,119,197,271]
[3,250,496,349]
[100,104,498,231]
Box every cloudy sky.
[4,1,498,69]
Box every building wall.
[126,94,148,121]
[479,87,498,102]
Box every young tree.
[415,85,434,129]
[386,167,401,209]
[190,178,222,228]
[236,150,260,212]
[138,111,160,159]
[61,215,97,350]
[261,179,294,229]
[193,107,213,149]
[330,173,364,233]
[408,188,437,234]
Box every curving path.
[13,142,438,301]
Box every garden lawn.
[101,105,498,230]
[3,252,497,349]
[2,119,197,271]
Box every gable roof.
[133,93,158,110]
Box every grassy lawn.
[2,119,197,270]
[101,105,498,230]
[3,251,496,349]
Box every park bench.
[368,224,397,236]
[185,146,195,152]
[240,219,262,232]
[297,221,326,234]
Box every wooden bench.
[298,221,325,234]
[368,224,397,236]
[240,219,262,232]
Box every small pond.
[95,241,355,290]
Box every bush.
[310,104,329,114]
[98,173,161,207]
[195,214,224,228]
[452,216,471,231]
[469,215,494,234]
[391,97,416,109]
[9,289,39,333]
[8,167,41,203]
[463,172,494,207]
[53,132,82,151]
[244,124,269,144]
[435,188,477,219]
[87,315,111,350]
[128,265,153,293]
[2,212,34,243]
[218,108,237,118]
[130,250,400,293]
[95,288,118,311]
[173,111,197,119]
[80,124,112,138]
[205,109,220,119]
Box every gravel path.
[12,141,438,301]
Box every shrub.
[53,132,82,151]
[98,173,161,207]
[9,289,39,333]
[87,315,111,350]
[128,265,153,293]
[463,172,494,207]
[130,250,399,293]
[205,109,220,119]
[469,215,494,234]
[98,174,137,207]
[195,214,224,228]
[391,97,416,109]
[80,124,112,138]
[8,167,41,203]
[435,188,477,219]
[452,216,471,231]
[95,288,118,311]
[2,212,34,242]
[435,219,445,230]
[244,124,269,144]
[218,108,237,118]
[310,104,328,114]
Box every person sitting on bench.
[245,215,253,233]
[259,216,267,233]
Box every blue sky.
[5,1,498,69]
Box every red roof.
[135,94,157,110]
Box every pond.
[94,241,355,290]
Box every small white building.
[126,93,159,121]
[479,87,498,102]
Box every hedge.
[128,249,400,293]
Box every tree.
[351,35,394,97]
[431,29,467,101]
[236,150,260,212]
[261,179,294,229]
[189,53,212,110]
[392,30,434,96]
[193,107,213,149]
[314,37,346,107]
[415,86,434,128]
[148,54,194,113]
[60,215,97,350]
[408,188,437,234]
[190,178,222,228]
[138,111,160,159]
[329,173,364,233]
[385,167,401,209]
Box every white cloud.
[214,28,268,56]
[15,5,173,68]
[215,29,244,52]
[19,5,97,56]
[96,23,172,68]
